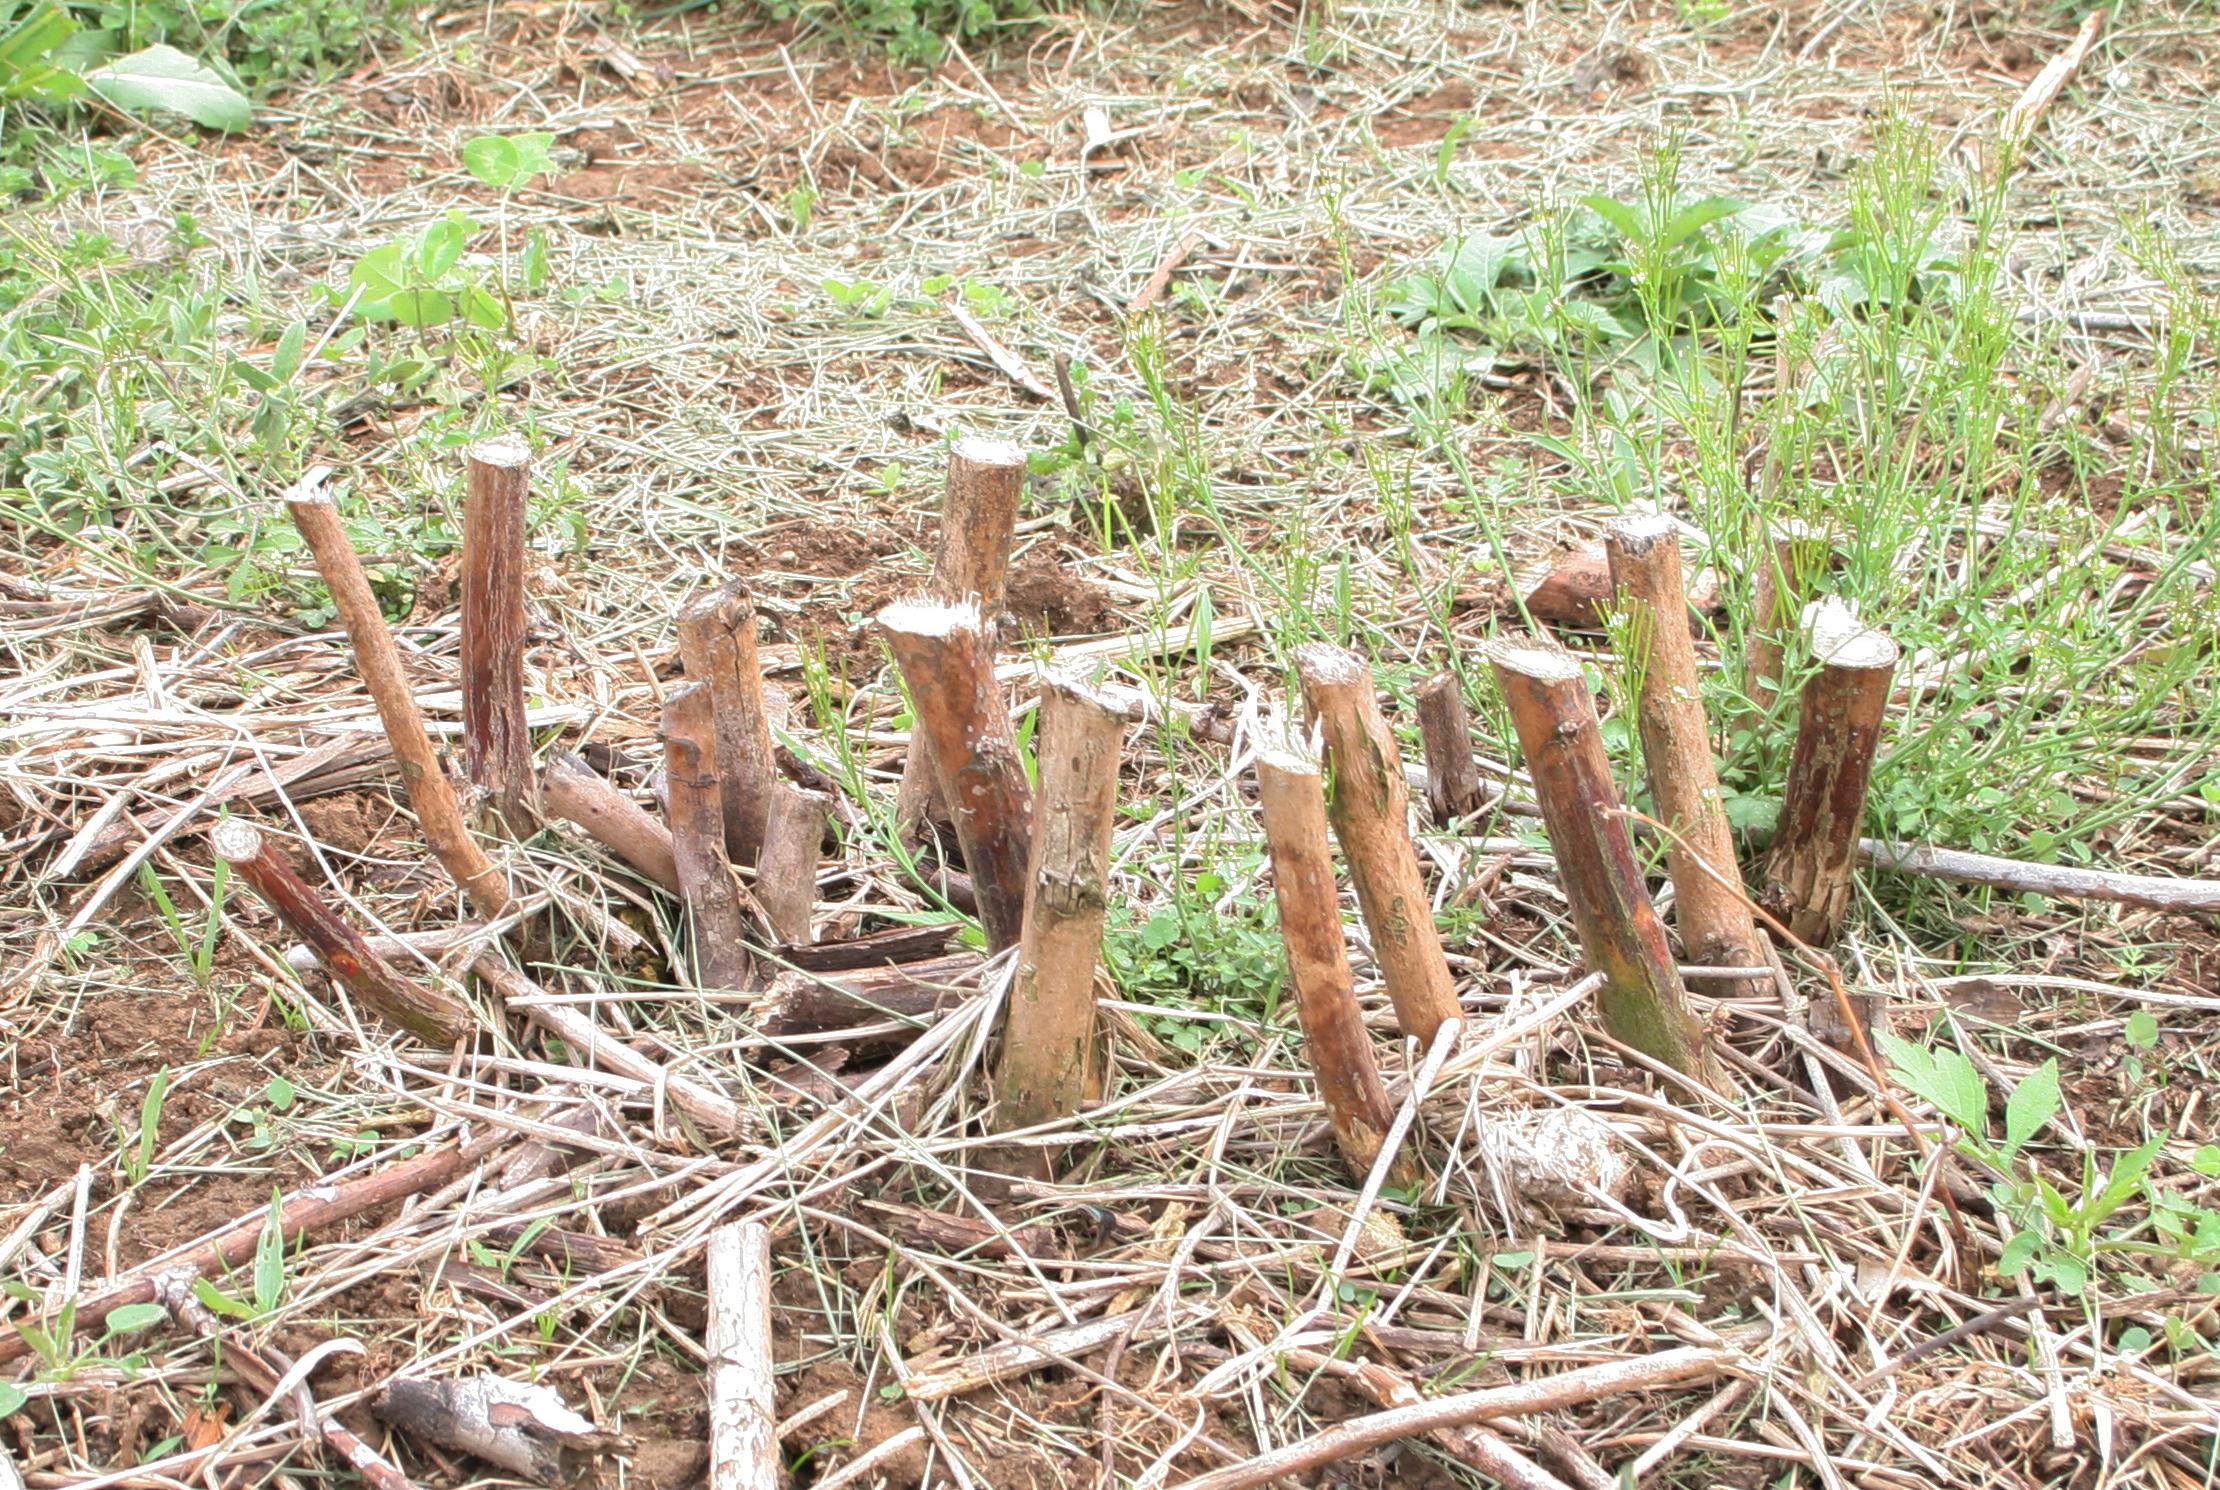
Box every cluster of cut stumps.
[152,430,2216,1486]
[217,438,2219,1200]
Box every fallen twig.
[1173,1344,1743,1490]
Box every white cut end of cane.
[463,433,531,469]
[1292,641,1370,688]
[1801,596,1899,670]
[877,597,985,640]
[951,434,1026,470]
[211,818,265,863]
[1607,511,1680,554]
[1483,641,1585,684]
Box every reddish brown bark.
[540,751,681,894]
[285,475,509,919]
[677,582,780,868]
[1604,515,1762,981]
[215,818,475,1043]
[663,684,752,990]
[1486,642,1721,1086]
[757,782,830,946]
[878,599,1034,951]
[894,438,1026,834]
[991,673,1126,1155]
[1767,599,1900,954]
[461,436,536,830]
[1414,671,1487,825]
[1255,733,1405,1180]
[1295,643,1461,1044]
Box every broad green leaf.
[229,355,280,393]
[461,285,507,331]
[102,1302,169,1336]
[1140,909,1181,951]
[348,243,408,298]
[2037,1252,2087,1294]
[463,131,555,188]
[1660,196,1746,250]
[522,229,549,293]
[191,1278,254,1319]
[271,320,306,381]
[1580,193,1644,244]
[0,1380,23,1417]
[1996,1229,2040,1277]
[254,1189,285,1313]
[83,45,250,131]
[0,3,85,104]
[461,134,519,187]
[373,287,456,329]
[266,1074,296,1111]
[2002,1059,2060,1160]
[1877,1032,1989,1136]
[2089,1134,2168,1226]
[2193,1145,2220,1177]
[414,217,469,280]
[2125,1010,2159,1049]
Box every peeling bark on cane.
[1605,515,1763,985]
[1254,731,1404,1182]
[706,1222,777,1490]
[894,437,1026,836]
[1768,601,1900,1042]
[662,684,751,991]
[284,473,510,920]
[990,672,1126,1166]
[540,751,681,895]
[1415,672,1487,825]
[677,582,780,868]
[756,782,830,946]
[461,436,537,832]
[214,818,475,1044]
[879,599,1034,952]
[1485,642,1722,1088]
[1295,644,1461,1044]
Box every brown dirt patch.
[1004,549,1118,638]
[298,791,398,857]
[1374,80,1476,148]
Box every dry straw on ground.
[3,2,2219,1488]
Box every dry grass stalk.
[1177,1342,1744,1490]
[214,818,474,1043]
[1766,599,1900,950]
[1737,517,1832,739]
[284,472,510,919]
[894,438,1026,834]
[472,956,748,1136]
[461,435,537,831]
[662,683,751,991]
[1294,643,1461,1043]
[990,671,1126,1161]
[1486,642,1722,1086]
[1604,515,1763,980]
[879,598,1034,951]
[1253,728,1402,1181]
[677,581,779,867]
[1414,671,1487,824]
